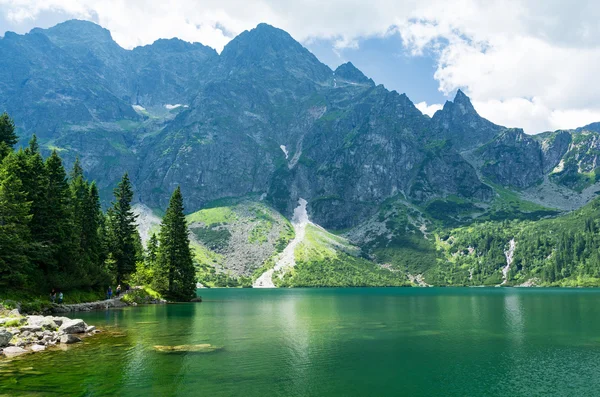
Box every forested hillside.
[0,113,195,301]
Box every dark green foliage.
[0,113,17,150]
[190,226,231,250]
[147,233,158,264]
[156,187,196,301]
[105,173,139,284]
[0,166,32,288]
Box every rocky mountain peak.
[431,89,502,150]
[34,19,116,46]
[219,23,331,82]
[452,89,477,115]
[334,62,375,86]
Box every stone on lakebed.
[2,346,28,357]
[153,344,222,353]
[60,334,82,344]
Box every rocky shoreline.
[0,310,98,358]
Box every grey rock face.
[479,129,545,188]
[431,89,503,150]
[4,19,600,232]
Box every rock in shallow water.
[59,319,87,334]
[60,334,81,344]
[153,344,222,353]
[2,346,28,357]
[30,344,46,352]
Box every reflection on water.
[2,288,600,396]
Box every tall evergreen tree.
[0,165,32,288]
[84,181,106,285]
[70,157,100,284]
[106,173,139,284]
[156,186,196,301]
[44,150,76,285]
[0,113,17,152]
[147,233,159,264]
[25,134,39,156]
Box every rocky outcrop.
[0,312,98,357]
[59,319,87,334]
[50,298,128,313]
[0,329,12,347]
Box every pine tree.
[106,172,139,284]
[0,164,32,288]
[84,181,107,285]
[70,157,104,285]
[156,186,196,301]
[44,150,76,285]
[0,113,17,150]
[147,233,159,264]
[25,134,39,156]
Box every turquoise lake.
[2,288,600,396]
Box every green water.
[2,288,600,396]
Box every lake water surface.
[2,288,600,396]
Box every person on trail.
[107,286,113,300]
[116,285,122,297]
[50,289,56,303]
[58,291,63,304]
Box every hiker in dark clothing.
[50,289,56,303]
[107,286,113,300]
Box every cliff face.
[2,20,600,230]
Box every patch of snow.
[253,198,310,288]
[280,145,289,159]
[165,104,188,110]
[132,105,146,112]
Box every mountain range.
[4,19,600,287]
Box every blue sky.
[306,36,447,106]
[1,0,600,133]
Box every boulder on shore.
[59,319,87,334]
[27,315,58,330]
[0,329,12,347]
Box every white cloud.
[415,101,443,117]
[1,0,600,133]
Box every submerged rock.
[153,344,222,353]
[2,346,28,357]
[30,344,46,352]
[60,334,82,344]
